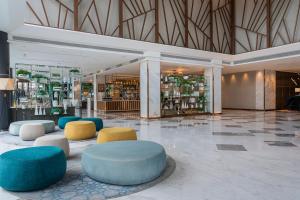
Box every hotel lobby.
[1,0,300,199]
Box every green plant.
[16,69,31,77]
[51,73,61,77]
[82,82,93,91]
[50,107,62,115]
[32,74,47,79]
[70,69,80,73]
[37,90,47,96]
[51,82,62,88]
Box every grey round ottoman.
[19,124,45,141]
[9,120,55,136]
[34,135,70,157]
[81,141,167,186]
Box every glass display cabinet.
[161,73,210,116]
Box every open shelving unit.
[161,73,210,116]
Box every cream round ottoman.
[34,135,70,157]
[19,124,45,141]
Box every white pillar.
[93,74,98,113]
[140,52,161,118]
[206,60,222,114]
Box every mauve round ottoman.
[9,120,55,136]
[19,124,45,141]
[81,141,167,186]
[0,146,66,192]
[58,116,81,129]
[34,135,70,157]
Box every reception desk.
[98,100,140,112]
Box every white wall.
[222,70,276,110]
[222,71,257,109]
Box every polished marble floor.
[1,110,300,200]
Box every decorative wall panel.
[158,0,186,47]
[271,0,300,47]
[25,0,74,30]
[188,0,212,51]
[122,0,156,42]
[78,0,119,36]
[235,0,267,53]
[24,0,300,54]
[212,0,231,54]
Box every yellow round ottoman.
[97,127,137,144]
[64,121,96,141]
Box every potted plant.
[50,107,63,115]
[32,74,48,84]
[16,69,31,79]
[36,90,48,98]
[69,69,80,75]
[51,73,61,78]
[51,82,62,91]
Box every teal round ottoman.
[58,116,81,129]
[0,146,66,192]
[80,118,103,131]
[81,141,167,185]
[9,120,55,136]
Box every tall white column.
[140,52,161,118]
[206,60,222,114]
[93,74,98,110]
[93,74,98,116]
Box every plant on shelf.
[50,107,63,115]
[82,82,93,91]
[69,69,80,73]
[51,82,61,87]
[51,73,61,78]
[16,69,31,79]
[198,95,207,112]
[32,74,48,83]
[50,82,62,91]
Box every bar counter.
[98,100,140,112]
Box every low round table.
[19,124,45,141]
[65,121,96,140]
[9,120,55,136]
[81,141,167,185]
[0,146,66,192]
[34,135,70,157]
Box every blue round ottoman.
[0,146,66,192]
[9,120,55,136]
[80,118,103,131]
[58,116,81,129]
[81,141,167,185]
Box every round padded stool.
[58,116,81,129]
[9,120,55,136]
[19,124,45,141]
[0,146,66,192]
[64,121,96,140]
[81,141,167,185]
[34,135,70,157]
[97,127,137,144]
[80,117,103,131]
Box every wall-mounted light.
[0,78,15,91]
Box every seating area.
[0,116,168,193]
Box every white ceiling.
[10,38,300,77]
[223,55,300,74]
[10,41,141,75]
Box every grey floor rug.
[10,157,175,200]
